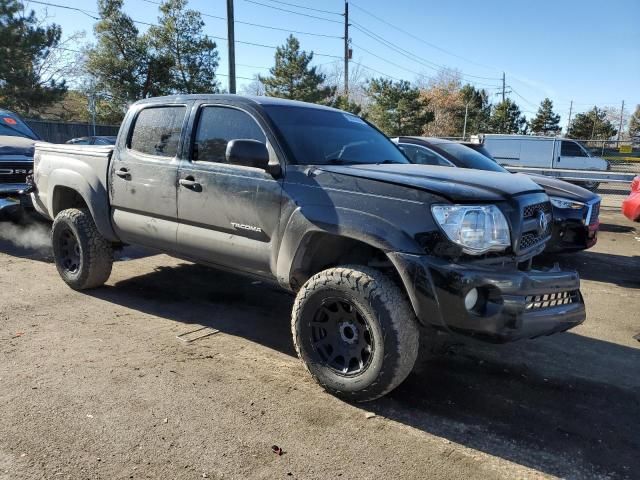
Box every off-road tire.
[292,265,419,402]
[51,208,113,290]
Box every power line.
[351,42,422,77]
[350,0,501,77]
[350,22,501,88]
[142,0,342,39]
[242,0,343,24]
[211,35,342,59]
[26,0,99,19]
[252,0,342,16]
[509,87,538,108]
[351,61,401,81]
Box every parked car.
[0,108,40,218]
[31,95,586,401]
[622,176,640,222]
[394,137,601,253]
[66,136,117,145]
[480,134,609,191]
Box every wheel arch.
[47,169,119,242]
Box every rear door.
[519,138,554,168]
[110,104,189,250]
[175,104,283,277]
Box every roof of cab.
[400,136,456,145]
[134,94,344,112]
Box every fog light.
[464,288,479,311]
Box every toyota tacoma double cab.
[30,95,586,401]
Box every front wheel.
[51,208,113,290]
[292,265,419,402]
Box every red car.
[622,176,640,222]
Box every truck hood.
[522,173,598,202]
[318,164,544,202]
[0,135,36,159]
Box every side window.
[561,140,586,157]
[70,138,91,145]
[400,144,451,166]
[193,106,266,163]
[129,106,186,157]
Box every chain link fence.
[574,139,639,205]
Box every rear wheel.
[52,208,113,290]
[292,265,419,402]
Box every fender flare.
[275,205,423,288]
[47,168,119,242]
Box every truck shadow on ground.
[86,262,640,480]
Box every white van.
[482,135,608,170]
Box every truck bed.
[32,142,114,224]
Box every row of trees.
[1,0,638,140]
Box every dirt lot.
[0,208,638,480]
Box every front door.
[110,104,188,250]
[175,104,283,277]
[557,139,590,169]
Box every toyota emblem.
[537,211,549,235]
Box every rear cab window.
[192,106,266,163]
[129,106,186,157]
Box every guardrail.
[504,166,638,183]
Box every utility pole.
[617,100,625,145]
[462,102,469,140]
[227,0,236,94]
[566,100,573,134]
[343,1,349,98]
[501,72,506,103]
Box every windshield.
[263,105,409,165]
[0,113,39,140]
[434,142,508,173]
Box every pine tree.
[365,78,433,136]
[149,0,219,93]
[629,104,640,138]
[86,0,171,114]
[458,84,491,135]
[529,98,561,135]
[332,94,362,116]
[489,99,526,134]
[567,107,617,139]
[259,35,334,103]
[0,0,67,115]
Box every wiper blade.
[324,158,357,165]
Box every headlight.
[431,204,511,255]
[549,196,584,209]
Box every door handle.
[115,168,131,179]
[179,176,202,191]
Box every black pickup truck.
[31,95,586,401]
[0,109,39,218]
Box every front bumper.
[0,183,32,215]
[389,252,586,343]
[545,201,600,253]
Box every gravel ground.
[0,209,638,480]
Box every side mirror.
[226,139,270,170]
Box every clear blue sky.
[27,0,640,124]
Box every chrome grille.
[525,291,578,310]
[0,163,32,184]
